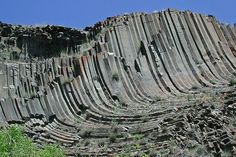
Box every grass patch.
[0,125,65,157]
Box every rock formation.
[0,9,236,156]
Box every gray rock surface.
[0,9,236,156]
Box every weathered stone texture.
[0,9,236,156]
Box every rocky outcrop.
[0,22,87,59]
[0,9,236,156]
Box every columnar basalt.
[0,9,236,156]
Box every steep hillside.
[0,9,236,156]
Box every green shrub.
[0,125,65,157]
[30,92,37,99]
[115,152,132,157]
[221,151,231,157]
[84,140,90,146]
[132,133,144,140]
[162,126,167,133]
[112,73,119,81]
[79,129,91,137]
[229,79,236,86]
[149,150,158,157]
[83,51,88,56]
[187,94,192,101]
[194,145,208,156]
[63,78,72,84]
[191,85,199,90]
[121,102,128,107]
[153,96,161,102]
[139,41,146,55]
[109,133,117,143]
[195,60,203,65]
[133,143,141,149]
[209,80,216,85]
[98,141,105,148]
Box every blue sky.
[0,0,235,29]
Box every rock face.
[0,23,87,59]
[0,9,236,156]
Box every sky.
[0,0,235,29]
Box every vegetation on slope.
[0,125,65,157]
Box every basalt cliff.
[0,9,236,156]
